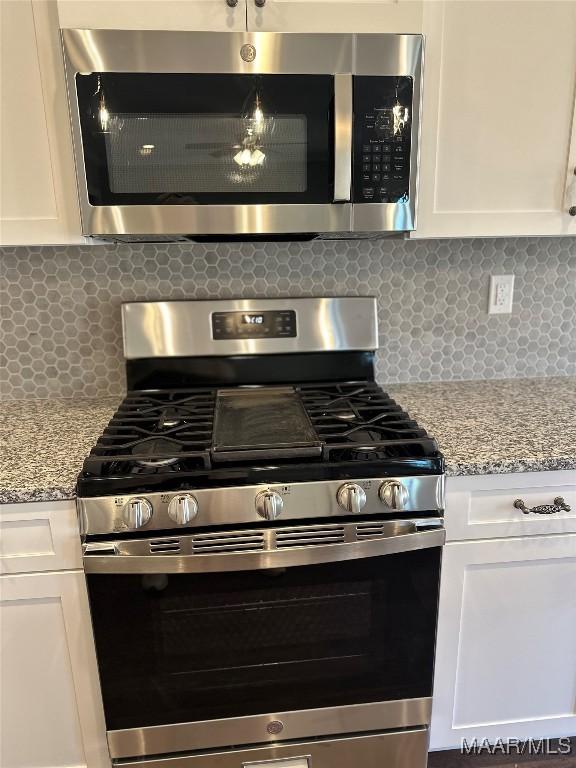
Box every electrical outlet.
[488,274,515,314]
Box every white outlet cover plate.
[489,274,515,314]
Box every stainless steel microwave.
[62,30,422,240]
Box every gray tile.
[1,237,575,399]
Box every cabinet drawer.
[445,470,576,541]
[0,501,82,574]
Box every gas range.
[78,379,443,537]
[77,297,445,768]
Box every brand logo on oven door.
[266,720,284,735]
[240,44,257,62]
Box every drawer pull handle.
[513,497,571,515]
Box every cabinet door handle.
[226,0,238,6]
[255,0,266,6]
[513,496,571,515]
[569,206,576,216]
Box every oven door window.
[87,549,440,731]
[75,74,334,205]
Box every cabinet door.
[0,571,109,768]
[0,500,82,575]
[0,1,82,245]
[247,0,422,32]
[431,535,576,750]
[415,1,576,238]
[57,0,247,31]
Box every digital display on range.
[212,310,297,340]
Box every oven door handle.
[83,526,445,574]
[333,73,353,202]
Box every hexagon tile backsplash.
[1,236,575,400]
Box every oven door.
[84,524,443,760]
[62,30,353,236]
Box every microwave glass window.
[75,73,334,206]
[105,114,307,195]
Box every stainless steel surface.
[513,496,571,515]
[336,483,367,514]
[108,699,431,759]
[122,498,153,530]
[77,204,353,238]
[82,519,445,574]
[79,474,444,536]
[380,480,409,511]
[62,30,353,75]
[352,34,423,234]
[334,73,353,202]
[167,495,198,525]
[255,490,284,521]
[62,30,423,237]
[121,297,379,358]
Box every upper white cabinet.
[0,1,82,246]
[247,0,422,33]
[415,0,576,238]
[57,0,246,31]
[58,0,422,33]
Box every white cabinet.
[0,499,109,768]
[415,1,576,238]
[58,0,422,33]
[0,500,83,574]
[0,569,109,768]
[57,0,246,31]
[431,533,576,749]
[0,1,83,246]
[247,0,422,33]
[444,470,576,542]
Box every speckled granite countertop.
[0,397,119,504]
[1,377,575,504]
[388,376,576,477]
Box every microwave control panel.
[353,76,413,204]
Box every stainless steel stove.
[78,297,445,768]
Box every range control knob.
[336,483,367,514]
[379,480,409,510]
[255,490,284,521]
[168,494,199,526]
[122,497,153,529]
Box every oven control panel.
[79,475,445,536]
[212,310,297,340]
[353,76,413,205]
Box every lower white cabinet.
[0,569,109,768]
[431,533,576,749]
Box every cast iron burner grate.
[79,382,440,488]
[298,382,435,462]
[84,390,216,474]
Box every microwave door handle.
[334,73,353,202]
[83,527,445,574]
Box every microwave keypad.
[353,76,413,204]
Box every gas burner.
[133,438,182,468]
